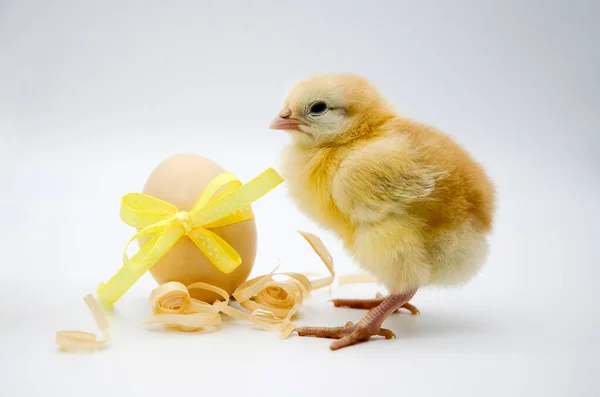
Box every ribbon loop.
[120,193,179,229]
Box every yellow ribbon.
[96,168,284,309]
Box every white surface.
[1,1,599,397]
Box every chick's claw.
[295,322,396,350]
[399,302,420,315]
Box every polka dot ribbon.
[96,168,284,309]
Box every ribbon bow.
[96,168,284,309]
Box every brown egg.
[139,153,257,302]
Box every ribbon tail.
[188,168,283,229]
[188,228,242,274]
[125,224,183,271]
[203,210,254,229]
[120,221,172,264]
[97,224,182,309]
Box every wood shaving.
[144,231,335,339]
[142,281,227,331]
[55,294,110,352]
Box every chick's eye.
[309,101,328,115]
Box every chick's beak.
[269,107,305,131]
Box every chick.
[269,73,495,350]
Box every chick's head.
[269,73,397,146]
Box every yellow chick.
[269,73,496,350]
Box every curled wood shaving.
[144,231,335,339]
[142,281,227,331]
[55,294,110,352]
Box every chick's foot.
[295,289,418,350]
[331,297,420,315]
[295,321,395,350]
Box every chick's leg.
[331,294,420,315]
[296,288,418,350]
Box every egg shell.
[139,153,257,302]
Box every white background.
[1,1,599,396]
